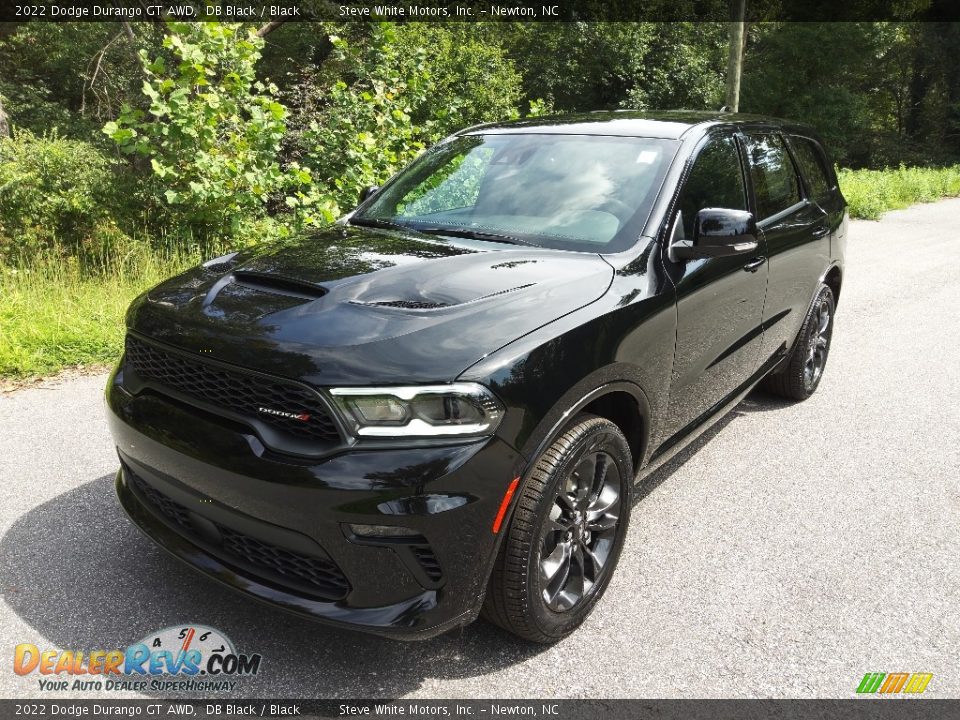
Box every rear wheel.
[482,414,633,643]
[763,283,835,400]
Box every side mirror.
[672,208,758,260]
[359,185,380,204]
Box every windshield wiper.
[348,217,412,232]
[414,226,535,247]
[350,218,535,247]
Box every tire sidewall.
[523,419,633,639]
[800,285,836,396]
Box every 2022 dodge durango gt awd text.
[108,111,846,643]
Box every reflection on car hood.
[125,225,614,385]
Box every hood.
[126,225,614,385]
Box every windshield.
[354,133,678,253]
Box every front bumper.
[107,367,523,640]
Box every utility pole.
[725,0,746,112]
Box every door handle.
[743,257,766,273]
[812,224,829,237]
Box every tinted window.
[790,137,833,206]
[676,135,746,239]
[744,134,802,220]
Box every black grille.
[130,471,349,600]
[124,335,340,443]
[218,525,349,598]
[412,546,443,581]
[131,474,193,532]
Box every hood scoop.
[231,271,327,300]
[353,284,535,312]
[368,300,450,310]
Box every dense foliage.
[104,22,296,234]
[2,19,960,378]
[0,129,128,264]
[3,19,960,266]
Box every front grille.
[132,474,193,532]
[124,335,340,443]
[412,546,443,581]
[130,471,349,600]
[218,525,349,597]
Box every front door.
[660,133,769,445]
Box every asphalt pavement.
[1,199,958,699]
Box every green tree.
[500,23,726,113]
[103,21,323,236]
[0,23,149,137]
[285,23,442,212]
[393,23,523,136]
[740,23,931,167]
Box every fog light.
[348,523,420,538]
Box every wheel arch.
[823,264,842,307]
[520,380,652,480]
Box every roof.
[461,110,803,140]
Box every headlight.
[328,383,504,437]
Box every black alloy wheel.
[539,448,621,612]
[803,292,833,393]
[763,283,836,401]
[482,414,633,643]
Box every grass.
[838,164,960,220]
[0,246,201,380]
[3,163,960,381]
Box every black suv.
[108,112,846,643]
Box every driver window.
[676,136,747,239]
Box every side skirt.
[638,348,786,484]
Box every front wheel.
[482,414,633,643]
[763,283,835,400]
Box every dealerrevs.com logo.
[13,624,262,693]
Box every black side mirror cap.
[673,208,758,260]
[359,186,380,204]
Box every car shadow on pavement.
[0,474,548,699]
[732,388,799,414]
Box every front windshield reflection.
[356,134,678,253]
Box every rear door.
[742,133,831,365]
[787,134,847,262]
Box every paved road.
[2,199,959,700]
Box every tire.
[482,414,633,643]
[762,283,835,401]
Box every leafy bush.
[0,129,131,263]
[838,165,960,219]
[0,23,142,138]
[283,23,532,215]
[393,24,523,136]
[104,22,327,237]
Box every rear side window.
[676,135,747,239]
[789,136,833,206]
[744,134,801,220]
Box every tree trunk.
[0,94,9,138]
[905,26,932,140]
[725,0,746,112]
